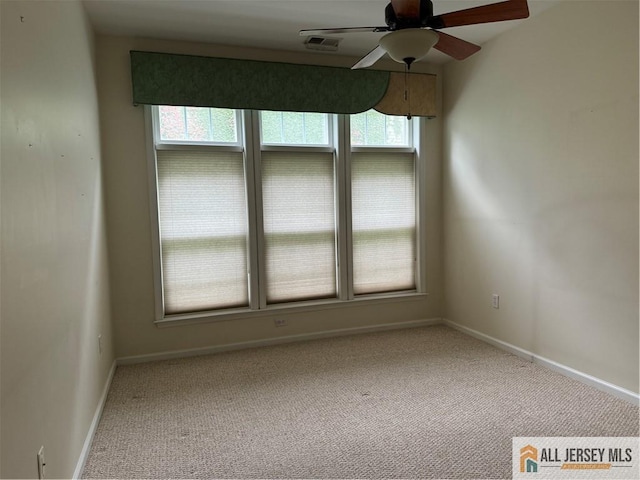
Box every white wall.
[442,1,638,392]
[0,1,114,478]
[95,35,443,359]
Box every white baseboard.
[73,360,117,479]
[117,317,442,365]
[442,318,640,406]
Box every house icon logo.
[520,445,538,473]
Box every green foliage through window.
[261,111,329,145]
[158,106,238,143]
[350,110,409,146]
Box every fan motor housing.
[385,0,434,30]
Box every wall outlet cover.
[492,294,500,309]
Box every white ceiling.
[83,0,558,65]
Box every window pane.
[261,111,329,145]
[365,111,385,145]
[158,106,237,143]
[282,112,304,144]
[210,108,237,142]
[352,152,416,294]
[157,150,248,313]
[262,151,336,303]
[350,110,409,146]
[385,115,409,144]
[159,106,187,141]
[261,111,283,143]
[304,113,329,144]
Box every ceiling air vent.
[304,36,341,52]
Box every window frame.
[145,106,427,327]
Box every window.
[350,110,410,146]
[261,111,329,145]
[259,112,336,303]
[158,106,239,143]
[149,107,424,321]
[350,110,416,295]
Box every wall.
[442,1,638,392]
[95,35,443,359]
[0,1,114,478]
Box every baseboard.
[117,317,442,365]
[73,360,117,479]
[442,318,640,406]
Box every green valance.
[130,51,391,114]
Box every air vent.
[304,36,341,52]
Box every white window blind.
[351,152,416,295]
[157,150,248,313]
[261,151,337,303]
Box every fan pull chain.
[404,63,412,120]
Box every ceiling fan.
[299,0,530,69]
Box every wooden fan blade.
[299,26,389,36]
[352,45,387,69]
[428,0,529,29]
[391,0,420,19]
[433,31,481,60]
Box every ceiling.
[83,0,558,65]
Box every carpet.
[82,325,639,479]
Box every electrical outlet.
[274,318,287,327]
[37,446,45,479]
[492,294,500,309]
[98,334,103,355]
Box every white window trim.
[242,110,261,311]
[155,291,429,328]
[260,145,334,153]
[154,143,244,153]
[413,114,428,293]
[145,106,428,326]
[145,107,165,322]
[350,146,415,154]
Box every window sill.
[154,292,429,328]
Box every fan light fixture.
[379,29,439,67]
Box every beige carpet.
[82,325,638,479]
